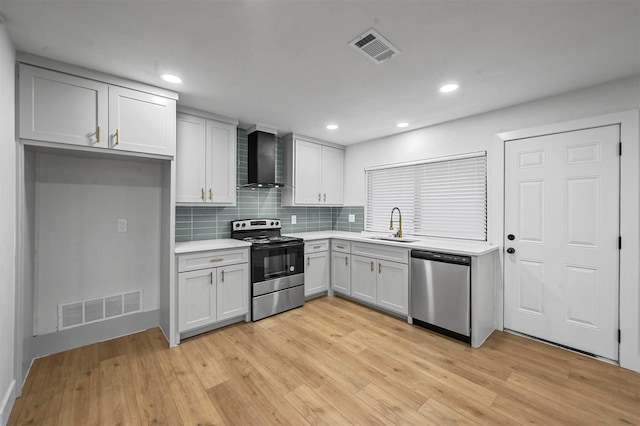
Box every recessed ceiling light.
[326,124,338,130]
[161,74,182,84]
[439,83,458,93]
[396,122,409,128]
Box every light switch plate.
[291,215,297,225]
[117,218,128,233]
[348,214,355,223]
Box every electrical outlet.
[348,214,355,223]
[291,215,297,225]
[117,219,128,233]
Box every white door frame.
[499,110,639,372]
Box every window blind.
[365,152,487,241]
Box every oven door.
[251,242,304,284]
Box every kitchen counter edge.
[283,231,499,256]
[175,239,252,254]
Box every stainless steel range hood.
[245,124,284,188]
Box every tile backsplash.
[175,128,364,242]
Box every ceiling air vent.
[350,29,401,64]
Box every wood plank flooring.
[9,296,640,425]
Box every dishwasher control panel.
[411,250,471,266]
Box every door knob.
[506,247,516,254]
[507,234,515,241]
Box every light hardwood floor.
[8,296,640,425]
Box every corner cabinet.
[304,240,330,297]
[281,134,344,206]
[19,64,176,157]
[330,240,351,295]
[176,109,237,205]
[177,247,249,333]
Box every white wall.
[344,75,640,371]
[0,22,16,425]
[34,153,162,335]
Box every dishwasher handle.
[411,250,471,266]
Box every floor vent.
[349,28,401,64]
[58,290,142,330]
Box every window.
[365,152,487,241]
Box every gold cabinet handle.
[209,188,213,201]
[313,245,322,249]
[323,193,326,202]
[115,128,120,145]
[307,257,310,266]
[378,263,382,274]
[221,270,225,283]
[336,245,344,249]
[318,193,321,202]
[201,188,205,201]
[209,258,224,263]
[97,126,101,143]
[370,261,374,272]
[210,271,213,285]
[345,256,348,266]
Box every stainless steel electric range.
[231,219,305,320]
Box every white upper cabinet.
[282,134,344,206]
[176,110,237,205]
[206,120,237,204]
[19,65,108,148]
[108,86,176,156]
[18,63,176,157]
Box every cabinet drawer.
[305,240,329,254]
[331,240,351,253]
[178,248,248,272]
[351,242,409,264]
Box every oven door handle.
[251,242,304,251]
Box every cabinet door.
[19,65,108,147]
[217,263,249,321]
[176,114,207,203]
[305,251,330,296]
[178,268,216,332]
[294,140,322,205]
[351,255,376,304]
[377,260,409,315]
[321,145,344,205]
[206,120,237,204]
[331,252,351,295]
[109,86,176,156]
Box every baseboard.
[0,379,16,426]
[31,309,160,360]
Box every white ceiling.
[1,0,639,145]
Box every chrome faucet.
[389,207,402,238]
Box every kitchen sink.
[365,236,419,243]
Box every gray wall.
[176,128,364,241]
[0,22,16,424]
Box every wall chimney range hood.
[245,124,284,188]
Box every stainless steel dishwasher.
[410,250,471,343]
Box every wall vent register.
[57,290,142,330]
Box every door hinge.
[618,329,621,343]
[619,236,622,250]
[619,142,622,156]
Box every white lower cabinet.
[305,240,330,297]
[336,241,409,316]
[351,255,377,304]
[331,251,351,295]
[177,248,249,333]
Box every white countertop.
[283,230,499,256]
[175,239,251,254]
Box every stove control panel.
[232,219,281,230]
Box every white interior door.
[504,125,620,360]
